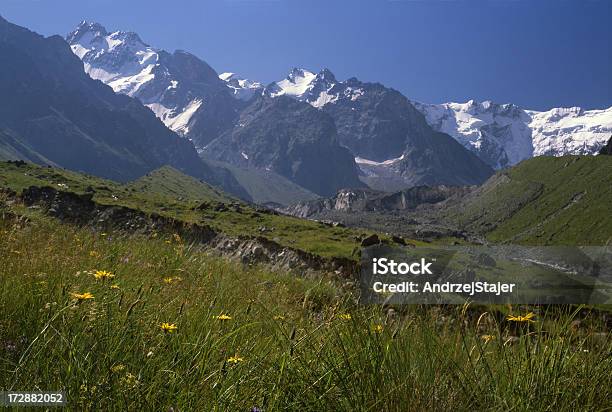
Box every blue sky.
[2,0,610,110]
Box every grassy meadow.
[1,207,610,411]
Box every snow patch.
[147,99,202,135]
[355,154,405,166]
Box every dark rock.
[391,235,406,245]
[194,201,211,211]
[599,136,612,155]
[361,234,380,247]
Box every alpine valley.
[1,10,611,411]
[0,16,610,211]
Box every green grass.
[0,210,610,411]
[0,161,378,259]
[126,166,237,204]
[444,156,612,245]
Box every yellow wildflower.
[372,324,384,333]
[481,334,496,343]
[110,284,120,290]
[507,312,536,323]
[273,315,286,321]
[338,313,352,320]
[111,364,126,373]
[89,251,100,258]
[71,292,94,301]
[227,355,244,364]
[163,276,183,284]
[94,270,115,280]
[159,322,178,333]
[214,314,232,321]
[121,372,139,388]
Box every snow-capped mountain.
[267,68,495,187]
[264,68,342,107]
[66,21,609,180]
[219,72,263,101]
[413,100,534,169]
[528,107,612,157]
[67,21,239,147]
[219,67,494,189]
[414,100,612,169]
[226,67,611,170]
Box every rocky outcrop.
[283,186,472,218]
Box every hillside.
[439,156,612,245]
[0,161,382,259]
[126,166,236,204]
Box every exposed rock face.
[283,186,471,218]
[599,136,612,155]
[204,96,364,196]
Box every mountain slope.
[259,68,494,188]
[67,21,240,148]
[439,156,612,245]
[203,158,319,206]
[204,96,364,197]
[126,166,237,203]
[0,15,221,185]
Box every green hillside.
[0,161,377,259]
[443,156,612,245]
[126,166,236,204]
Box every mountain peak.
[219,72,263,101]
[316,68,336,83]
[67,21,108,43]
[287,67,314,81]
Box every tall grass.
[0,215,610,411]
